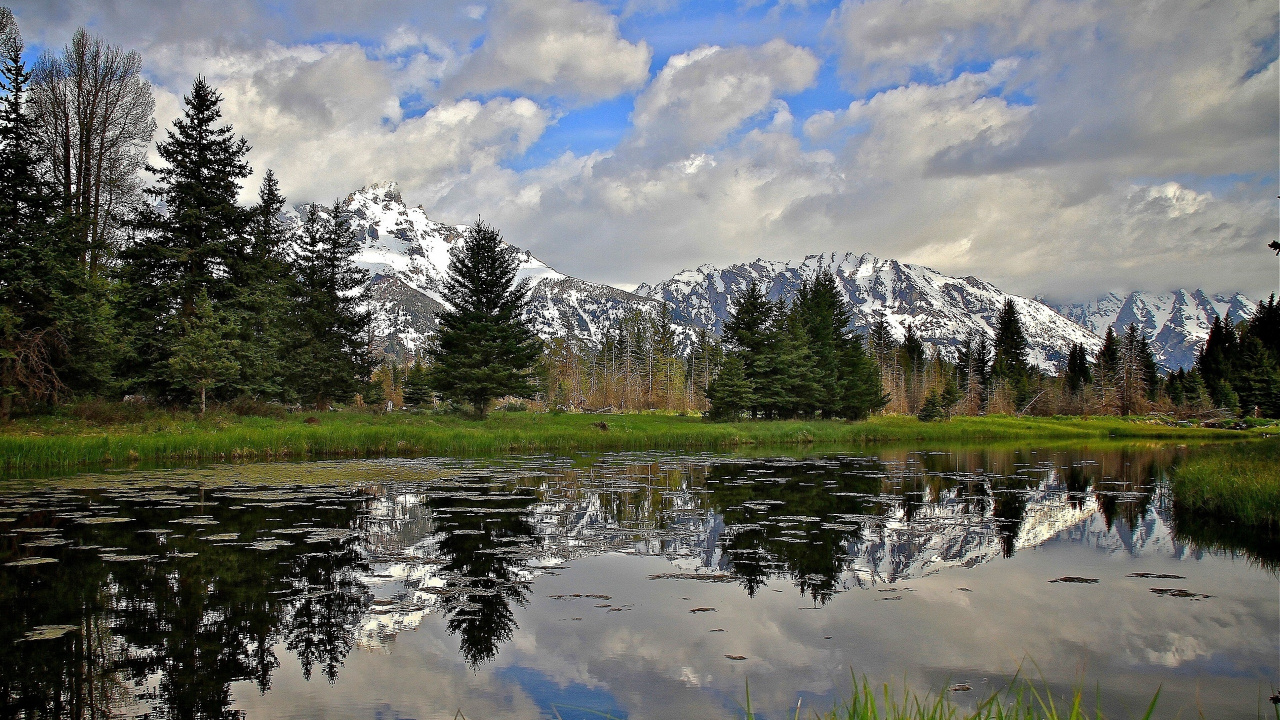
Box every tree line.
[3,9,1276,423]
[0,13,370,418]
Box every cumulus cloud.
[8,0,1278,301]
[629,40,819,158]
[444,0,652,102]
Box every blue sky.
[10,0,1279,300]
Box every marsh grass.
[1172,436,1280,527]
[0,410,1251,476]
[738,671,1164,720]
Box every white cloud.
[629,39,819,158]
[444,0,652,102]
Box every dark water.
[1,445,1276,719]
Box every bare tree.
[30,28,155,276]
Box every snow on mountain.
[1049,291,1256,370]
[636,252,1101,372]
[294,182,668,354]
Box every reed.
[742,673,1164,720]
[1172,435,1280,527]
[0,409,1253,476]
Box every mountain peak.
[352,181,403,206]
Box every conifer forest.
[1,9,1278,423]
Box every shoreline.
[0,411,1260,477]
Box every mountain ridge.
[295,182,1256,372]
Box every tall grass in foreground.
[812,677,1160,720]
[1172,435,1280,527]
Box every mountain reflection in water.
[0,445,1273,719]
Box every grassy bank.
[1172,435,1280,528]
[0,408,1256,475]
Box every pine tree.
[722,283,773,417]
[428,220,541,417]
[229,169,294,399]
[167,291,239,413]
[1063,342,1091,395]
[0,11,77,418]
[290,201,372,409]
[403,358,432,406]
[956,330,991,398]
[706,354,753,420]
[916,390,945,422]
[118,76,251,401]
[991,300,1030,380]
[794,269,851,417]
[836,332,887,419]
[1195,315,1237,409]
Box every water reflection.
[0,444,1274,718]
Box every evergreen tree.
[767,304,820,418]
[990,299,1032,405]
[706,354,753,420]
[290,201,372,409]
[0,11,78,418]
[956,330,991,397]
[118,77,251,401]
[722,283,773,417]
[836,332,887,419]
[991,300,1030,380]
[428,220,541,417]
[167,291,239,413]
[794,269,851,417]
[1063,342,1091,395]
[900,324,926,376]
[403,358,432,406]
[1095,326,1120,377]
[1234,336,1280,417]
[1195,315,1238,409]
[916,389,945,422]
[1116,323,1151,415]
[229,170,294,399]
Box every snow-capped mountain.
[636,253,1101,371]
[1048,291,1256,370]
[297,182,668,354]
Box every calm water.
[1,445,1276,719]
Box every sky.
[9,0,1279,301]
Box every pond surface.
[1,444,1276,719]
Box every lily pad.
[6,557,58,567]
[20,625,78,641]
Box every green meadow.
[0,407,1257,475]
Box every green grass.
[1172,435,1280,528]
[0,409,1256,476]
[810,677,1161,720]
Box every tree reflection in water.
[4,442,1267,718]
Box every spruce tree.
[119,76,251,401]
[836,332,887,419]
[1063,342,1091,395]
[706,354,753,420]
[1096,326,1120,376]
[229,169,294,399]
[403,358,432,406]
[167,291,239,413]
[290,201,372,409]
[991,299,1032,403]
[991,299,1030,379]
[794,269,850,417]
[722,283,773,417]
[0,12,78,417]
[428,220,541,417]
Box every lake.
[1,444,1275,719]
